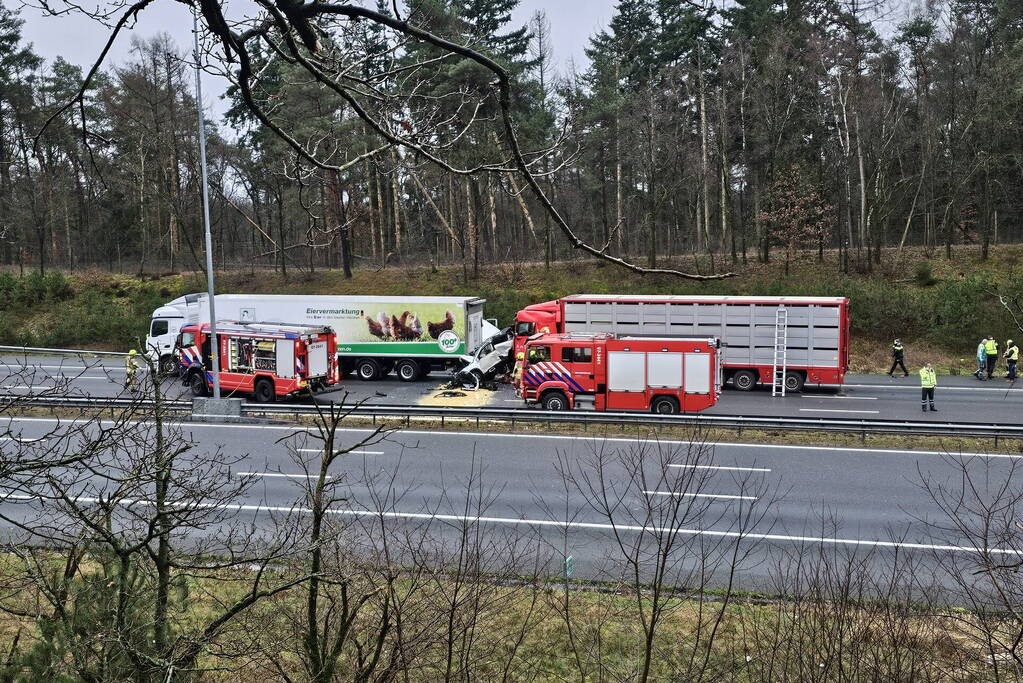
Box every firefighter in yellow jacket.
[919,362,937,412]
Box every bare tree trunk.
[487,175,498,261]
[466,179,479,279]
[506,172,537,240]
[699,58,712,260]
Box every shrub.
[914,262,937,287]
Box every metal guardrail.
[4,394,1023,440]
[0,345,127,358]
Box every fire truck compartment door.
[308,341,328,377]
[646,353,683,389]
[684,353,711,394]
[608,352,645,392]
[276,340,295,378]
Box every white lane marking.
[0,436,49,443]
[297,449,384,456]
[5,416,1021,459]
[643,490,758,501]
[1,385,57,390]
[670,464,771,473]
[237,471,332,480]
[846,383,1018,393]
[1,492,1013,556]
[798,409,880,414]
[800,395,877,400]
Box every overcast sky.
[10,0,615,116]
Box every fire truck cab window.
[561,347,592,364]
[515,321,534,336]
[527,346,550,363]
[179,332,195,348]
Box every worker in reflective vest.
[919,363,937,412]
[985,337,999,379]
[1005,340,1019,382]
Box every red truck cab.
[177,322,340,402]
[516,333,720,414]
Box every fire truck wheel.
[253,378,276,403]
[541,391,569,411]
[159,355,178,377]
[188,372,208,397]
[651,396,679,415]
[356,359,381,381]
[784,371,805,393]
[396,359,420,382]
[732,370,758,391]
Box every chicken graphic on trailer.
[177,322,340,402]
[516,333,721,413]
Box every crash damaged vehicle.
[450,327,514,389]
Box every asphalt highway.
[3,353,1023,424]
[0,415,1016,591]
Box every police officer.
[1005,340,1019,381]
[888,339,908,377]
[919,362,937,412]
[985,336,999,379]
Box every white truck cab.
[145,299,193,374]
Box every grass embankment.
[4,244,1023,372]
[0,551,995,680]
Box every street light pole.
[192,9,221,399]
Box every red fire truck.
[514,295,850,393]
[177,322,340,402]
[516,333,720,413]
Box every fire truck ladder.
[771,306,788,397]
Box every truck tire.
[159,355,178,377]
[784,371,805,393]
[541,391,569,411]
[356,358,381,381]
[189,372,208,397]
[396,359,420,382]
[253,378,276,403]
[651,396,679,415]
[732,370,758,392]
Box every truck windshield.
[179,332,195,348]
[515,321,534,336]
[527,346,550,363]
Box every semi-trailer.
[147,293,498,381]
[513,294,850,392]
